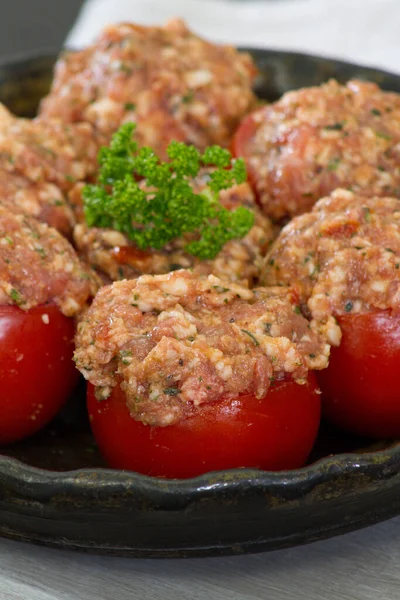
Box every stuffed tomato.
[262,188,400,439]
[40,20,257,159]
[0,204,99,444]
[0,103,99,237]
[74,269,330,478]
[233,79,400,222]
[73,170,274,288]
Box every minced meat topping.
[0,169,75,238]
[0,203,99,315]
[243,79,400,220]
[0,104,99,235]
[72,177,275,285]
[262,189,400,345]
[74,270,329,427]
[40,19,257,158]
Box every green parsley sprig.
[82,123,254,260]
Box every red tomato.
[318,310,400,439]
[87,375,321,478]
[0,304,79,445]
[232,109,263,200]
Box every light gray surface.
[0,0,81,57]
[0,516,399,600]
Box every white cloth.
[67,0,400,74]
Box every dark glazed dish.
[0,48,400,557]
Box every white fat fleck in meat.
[160,276,189,296]
[185,69,213,88]
[101,230,129,247]
[215,360,233,381]
[136,299,155,313]
[371,280,388,293]
[157,308,198,339]
[165,347,179,361]
[74,270,329,427]
[329,265,346,283]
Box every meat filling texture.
[242,80,400,220]
[0,104,99,235]
[0,203,99,315]
[262,189,400,345]
[40,19,257,158]
[74,270,329,426]
[73,178,275,285]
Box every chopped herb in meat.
[9,288,22,305]
[376,131,391,141]
[241,329,260,346]
[182,91,194,104]
[363,206,372,222]
[328,158,340,171]
[163,387,180,396]
[324,122,344,131]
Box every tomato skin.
[0,304,79,445]
[318,310,400,439]
[232,109,263,200]
[87,375,321,478]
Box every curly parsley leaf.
[83,123,253,260]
